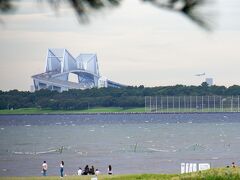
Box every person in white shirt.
[95,169,100,175]
[60,161,64,178]
[42,161,48,176]
[77,167,82,175]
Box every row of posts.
[144,96,240,113]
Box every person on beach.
[42,161,48,176]
[83,165,89,175]
[232,162,236,168]
[95,169,100,175]
[108,165,112,175]
[77,167,82,176]
[89,165,95,175]
[60,161,64,178]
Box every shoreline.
[0,111,240,115]
[0,168,239,179]
[1,106,240,115]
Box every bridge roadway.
[32,70,125,91]
[32,72,88,90]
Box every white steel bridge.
[32,49,125,92]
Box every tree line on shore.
[1,83,240,110]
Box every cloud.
[0,0,240,90]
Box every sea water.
[0,113,240,176]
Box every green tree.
[0,0,213,30]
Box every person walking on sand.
[42,161,48,176]
[108,165,113,175]
[60,161,64,178]
[77,167,82,176]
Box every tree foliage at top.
[0,0,213,30]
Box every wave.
[13,146,64,155]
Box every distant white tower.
[30,85,35,92]
[205,78,213,86]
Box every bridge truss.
[32,49,125,92]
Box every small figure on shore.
[95,169,100,176]
[77,167,82,176]
[108,165,112,175]
[60,161,64,178]
[232,162,236,168]
[82,165,89,175]
[89,165,95,175]
[42,161,48,176]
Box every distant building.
[32,49,125,92]
[205,78,213,86]
[30,85,35,92]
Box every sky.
[0,0,240,91]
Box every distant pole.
[221,96,223,112]
[161,96,163,113]
[167,96,169,113]
[150,96,152,112]
[179,96,181,112]
[207,96,209,112]
[220,96,222,112]
[231,96,233,112]
[202,96,203,112]
[196,96,198,112]
[190,96,192,112]
[155,96,158,113]
[238,96,239,112]
[173,96,175,113]
[183,96,186,112]
[214,96,216,112]
[145,96,146,112]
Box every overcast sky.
[0,0,240,91]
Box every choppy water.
[0,113,240,176]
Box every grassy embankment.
[0,167,240,180]
[0,107,146,114]
[0,107,238,114]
